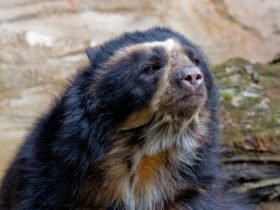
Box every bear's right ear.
[86,47,98,63]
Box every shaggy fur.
[0,27,247,210]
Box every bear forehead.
[104,38,184,68]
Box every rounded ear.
[86,47,98,63]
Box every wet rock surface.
[0,0,279,209]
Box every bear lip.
[186,93,203,97]
[180,92,204,100]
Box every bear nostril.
[185,74,193,83]
[196,73,203,81]
[183,73,202,85]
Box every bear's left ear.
[86,47,98,63]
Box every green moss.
[240,97,262,109]
[220,88,236,101]
[213,58,280,153]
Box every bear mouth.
[181,93,203,99]
[156,94,205,120]
[177,90,206,104]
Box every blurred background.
[0,0,279,209]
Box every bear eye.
[143,64,161,74]
[187,50,200,65]
[193,58,200,65]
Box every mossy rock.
[214,57,280,203]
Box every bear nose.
[178,67,203,88]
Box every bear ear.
[86,47,98,63]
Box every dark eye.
[193,58,200,65]
[143,65,160,74]
[187,50,200,65]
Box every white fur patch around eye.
[140,38,177,52]
[104,38,181,68]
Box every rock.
[269,52,280,65]
[214,58,280,205]
[0,0,279,64]
[25,31,54,47]
[255,98,270,110]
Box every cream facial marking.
[103,38,182,69]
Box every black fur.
[0,27,248,210]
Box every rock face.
[0,0,279,209]
[0,0,279,64]
[213,58,280,208]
